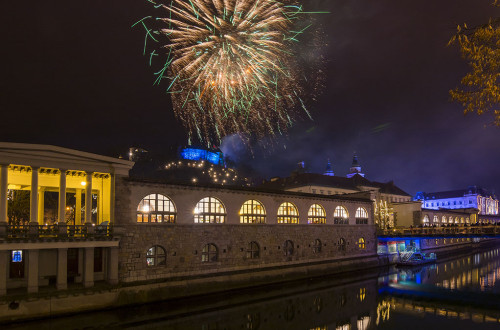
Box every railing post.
[29,222,39,238]
[58,223,67,238]
[86,223,95,237]
[0,223,6,237]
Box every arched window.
[433,215,439,224]
[202,243,218,262]
[277,202,299,224]
[449,216,453,223]
[355,207,368,224]
[460,217,464,224]
[137,194,176,223]
[308,204,326,224]
[442,216,447,223]
[194,197,226,223]
[313,239,322,253]
[338,238,346,251]
[454,217,459,224]
[146,245,166,266]
[334,206,349,224]
[284,240,294,256]
[240,200,266,224]
[423,215,430,225]
[358,238,366,250]
[246,241,260,259]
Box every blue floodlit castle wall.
[415,186,499,215]
[180,147,224,166]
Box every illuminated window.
[355,207,368,224]
[246,241,260,259]
[137,194,176,223]
[239,200,266,224]
[338,238,346,251]
[460,217,464,223]
[423,215,429,224]
[449,216,453,223]
[455,217,459,224]
[313,239,322,253]
[433,215,439,223]
[146,246,166,266]
[442,216,447,223]
[284,240,294,256]
[358,238,366,250]
[202,243,218,262]
[194,197,226,223]
[308,204,326,224]
[277,202,299,224]
[358,287,366,302]
[334,206,349,224]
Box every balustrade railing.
[378,224,500,237]
[2,223,113,239]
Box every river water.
[7,247,500,329]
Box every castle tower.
[324,159,334,176]
[346,154,365,178]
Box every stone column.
[38,187,45,225]
[58,170,67,224]
[0,250,7,295]
[0,165,8,236]
[30,167,39,225]
[110,175,115,224]
[83,247,94,288]
[75,189,82,225]
[107,247,119,285]
[56,248,68,290]
[27,249,39,293]
[85,172,93,224]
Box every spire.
[346,154,365,178]
[324,158,334,176]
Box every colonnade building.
[0,143,377,315]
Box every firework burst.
[137,0,316,145]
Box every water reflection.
[6,248,500,329]
[379,248,500,293]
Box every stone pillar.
[83,247,94,288]
[56,248,68,290]
[107,247,119,285]
[0,250,7,295]
[85,172,93,224]
[0,165,8,236]
[58,169,67,224]
[27,250,39,293]
[75,189,82,225]
[38,187,45,225]
[110,175,115,224]
[30,167,39,225]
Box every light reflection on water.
[6,248,500,330]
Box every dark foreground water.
[7,247,500,329]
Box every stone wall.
[117,223,377,283]
[115,178,377,283]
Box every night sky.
[1,0,499,196]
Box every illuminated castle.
[179,146,225,166]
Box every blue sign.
[12,250,22,262]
